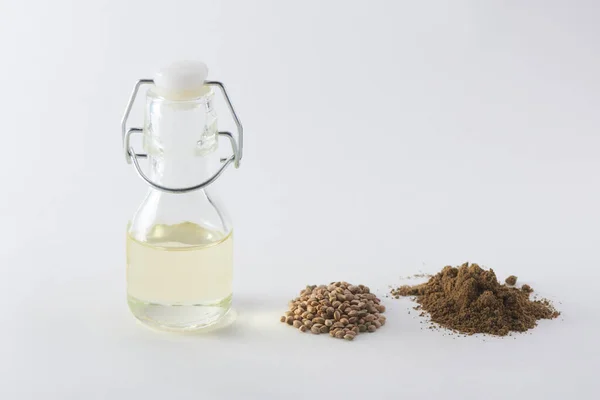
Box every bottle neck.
[143,88,219,193]
[147,151,221,190]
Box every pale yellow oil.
[127,222,233,331]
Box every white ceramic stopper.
[153,60,209,100]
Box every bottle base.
[127,294,233,332]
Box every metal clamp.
[121,79,243,193]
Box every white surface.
[1,1,599,399]
[154,60,209,100]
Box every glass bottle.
[121,61,243,331]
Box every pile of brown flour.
[391,262,559,336]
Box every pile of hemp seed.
[280,282,386,340]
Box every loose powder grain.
[391,262,560,336]
[505,275,518,286]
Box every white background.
[1,0,599,398]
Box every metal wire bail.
[121,79,243,194]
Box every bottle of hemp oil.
[121,61,243,331]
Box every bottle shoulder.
[129,189,231,245]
